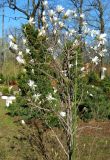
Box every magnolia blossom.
[64,9,73,18]
[42,11,46,16]
[89,93,93,97]
[69,29,76,36]
[42,16,46,23]
[73,13,77,18]
[52,16,58,22]
[80,13,85,19]
[56,5,64,13]
[43,0,48,8]
[9,41,18,51]
[18,51,23,56]
[29,17,35,25]
[26,48,30,54]
[16,55,25,64]
[33,93,41,102]
[48,10,55,17]
[28,80,37,90]
[9,35,15,41]
[58,21,64,28]
[98,33,107,45]
[1,96,16,107]
[58,39,62,45]
[73,39,79,47]
[91,56,99,65]
[60,111,66,117]
[46,93,55,101]
[38,27,46,37]
[23,38,26,44]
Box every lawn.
[0,100,110,160]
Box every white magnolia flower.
[80,13,85,19]
[89,93,93,97]
[73,13,77,18]
[38,27,46,37]
[60,111,66,117]
[46,93,55,101]
[58,21,64,28]
[16,55,25,64]
[81,67,85,72]
[9,35,14,41]
[64,9,73,18]
[48,10,55,17]
[23,38,26,44]
[18,51,23,56]
[43,11,46,16]
[42,16,46,23]
[1,96,16,107]
[26,48,30,54]
[56,5,64,13]
[33,93,41,102]
[21,120,25,125]
[69,64,73,69]
[9,41,18,50]
[58,39,62,45]
[52,16,58,22]
[91,56,99,65]
[102,49,107,53]
[69,29,76,36]
[28,80,37,90]
[99,33,106,40]
[29,17,35,25]
[73,39,79,47]
[43,1,48,8]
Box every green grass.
[77,135,110,160]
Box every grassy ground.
[0,99,110,160]
[0,100,18,160]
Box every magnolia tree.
[7,1,107,160]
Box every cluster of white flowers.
[9,35,26,64]
[9,35,18,51]
[1,95,16,107]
